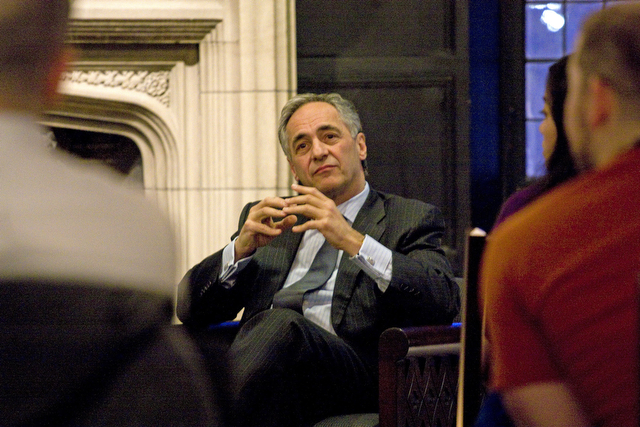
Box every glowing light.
[541,9,565,32]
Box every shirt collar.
[337,181,370,224]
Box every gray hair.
[277,93,363,158]
[0,0,71,107]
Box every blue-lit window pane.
[525,62,554,120]
[525,0,607,179]
[526,3,565,59]
[566,3,602,51]
[526,120,546,177]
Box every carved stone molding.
[61,70,171,106]
[49,0,297,275]
[67,19,220,44]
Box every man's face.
[286,101,367,204]
[564,51,594,171]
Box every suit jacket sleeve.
[345,191,460,329]
[382,202,460,326]
[176,202,257,327]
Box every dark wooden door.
[297,0,470,273]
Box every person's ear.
[586,76,614,130]
[356,132,367,161]
[43,47,76,106]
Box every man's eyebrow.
[291,124,342,145]
[291,132,308,146]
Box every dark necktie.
[272,239,339,313]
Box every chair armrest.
[378,325,461,427]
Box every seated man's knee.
[240,308,309,332]
[228,309,313,384]
[236,308,311,345]
[229,308,339,368]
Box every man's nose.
[311,139,328,158]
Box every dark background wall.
[296,0,521,273]
[297,0,471,272]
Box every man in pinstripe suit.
[177,93,459,427]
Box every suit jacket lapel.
[351,190,386,240]
[332,190,386,327]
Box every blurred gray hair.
[0,0,71,106]
[576,4,640,113]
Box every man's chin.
[312,180,341,199]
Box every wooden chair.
[456,228,486,427]
[377,228,486,427]
[378,324,461,427]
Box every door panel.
[297,0,469,272]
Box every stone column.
[56,0,297,280]
[189,0,297,274]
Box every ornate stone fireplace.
[42,0,296,281]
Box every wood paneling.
[297,0,469,272]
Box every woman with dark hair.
[475,55,578,427]
[493,55,577,228]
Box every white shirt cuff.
[349,234,392,292]
[219,238,252,288]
